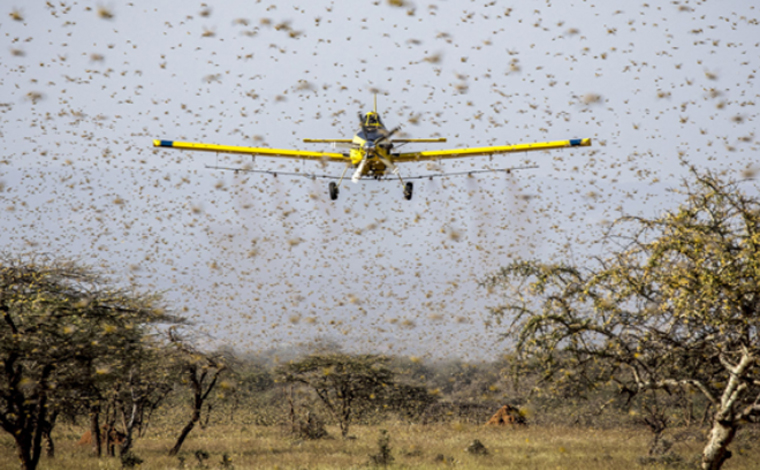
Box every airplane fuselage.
[349,112,396,178]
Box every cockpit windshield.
[364,112,382,127]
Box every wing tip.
[570,138,592,147]
[153,139,174,148]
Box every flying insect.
[153,96,591,201]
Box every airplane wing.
[153,139,349,162]
[394,138,591,162]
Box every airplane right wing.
[394,138,591,162]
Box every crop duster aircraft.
[153,97,591,200]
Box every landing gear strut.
[403,182,414,201]
[329,181,339,201]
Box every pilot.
[365,113,380,127]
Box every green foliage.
[382,382,438,421]
[236,361,274,394]
[484,168,760,470]
[0,254,180,469]
[293,411,329,440]
[278,354,394,437]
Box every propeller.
[373,126,401,147]
[347,114,402,182]
[358,111,368,136]
[336,126,399,152]
[331,141,359,150]
[378,155,399,176]
[369,126,402,175]
[351,154,368,183]
[350,137,382,183]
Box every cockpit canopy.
[364,112,383,128]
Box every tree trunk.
[340,398,351,438]
[289,386,296,433]
[166,360,224,456]
[200,403,212,430]
[26,365,51,470]
[119,401,139,456]
[11,370,52,470]
[42,429,54,459]
[42,410,58,458]
[701,417,736,470]
[89,406,102,457]
[14,432,35,470]
[167,409,200,456]
[105,425,117,458]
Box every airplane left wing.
[153,140,349,162]
[394,138,591,162]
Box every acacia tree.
[0,254,177,470]
[72,331,179,458]
[167,331,227,457]
[484,169,760,470]
[103,341,177,456]
[278,354,393,438]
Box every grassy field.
[2,422,759,469]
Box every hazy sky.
[2,1,758,360]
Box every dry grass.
[1,422,759,469]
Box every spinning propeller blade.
[371,127,402,176]
[351,155,368,183]
[332,142,359,150]
[373,126,401,146]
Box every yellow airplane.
[153,96,591,200]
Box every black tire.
[329,182,339,201]
[403,182,414,200]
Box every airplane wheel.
[329,182,339,201]
[403,182,414,200]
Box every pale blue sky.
[1,0,758,359]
